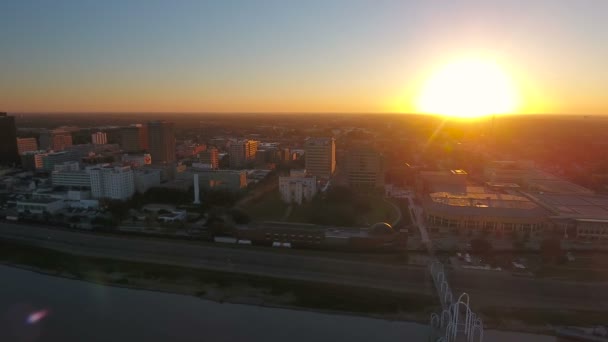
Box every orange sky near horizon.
[2,1,607,115]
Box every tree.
[540,238,563,263]
[92,216,115,229]
[228,208,250,224]
[105,200,130,223]
[470,238,492,255]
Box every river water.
[0,265,554,341]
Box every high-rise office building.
[304,137,336,179]
[0,113,19,165]
[229,140,258,168]
[147,121,175,164]
[16,137,39,155]
[21,151,48,171]
[199,148,219,169]
[345,146,384,190]
[120,124,147,152]
[40,130,73,151]
[90,166,135,200]
[42,151,80,171]
[91,131,108,145]
[138,124,148,151]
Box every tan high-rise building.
[147,121,175,164]
[52,132,73,151]
[91,131,107,145]
[40,130,73,151]
[304,137,335,179]
[345,146,384,190]
[229,140,258,168]
[16,137,39,155]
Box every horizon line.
[5,111,608,116]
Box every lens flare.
[26,309,49,324]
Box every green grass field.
[241,191,289,221]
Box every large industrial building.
[419,165,608,240]
[525,192,608,240]
[424,189,549,235]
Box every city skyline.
[2,0,608,115]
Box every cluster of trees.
[299,186,373,227]
[99,186,246,226]
[469,236,564,265]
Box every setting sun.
[416,58,520,118]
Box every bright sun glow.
[416,58,519,118]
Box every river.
[0,265,554,341]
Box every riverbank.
[0,238,437,323]
[0,238,602,336]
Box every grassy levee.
[0,239,436,317]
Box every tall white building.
[91,132,107,145]
[304,137,336,179]
[90,166,135,200]
[279,169,317,205]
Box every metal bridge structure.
[428,261,484,342]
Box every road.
[0,222,431,294]
[1,222,607,311]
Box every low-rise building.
[177,168,247,191]
[279,169,317,205]
[16,198,65,214]
[158,210,187,223]
[121,153,152,168]
[134,169,161,193]
[416,169,468,195]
